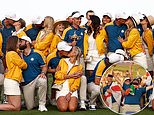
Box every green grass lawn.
[0,106,153,115]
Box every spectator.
[55,46,82,112]
[102,13,112,27]
[25,16,44,46]
[34,16,54,56]
[48,41,87,110]
[19,36,48,111]
[85,15,106,77]
[50,20,69,53]
[102,12,128,53]
[1,13,18,70]
[47,41,72,106]
[0,36,27,111]
[140,15,154,77]
[122,78,153,114]
[12,18,27,38]
[84,10,95,29]
[119,14,148,69]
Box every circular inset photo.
[100,61,153,115]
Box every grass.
[0,106,153,115]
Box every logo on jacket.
[121,30,124,33]
[30,58,34,61]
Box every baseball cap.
[115,49,128,59]
[20,36,32,43]
[5,13,20,21]
[72,12,84,18]
[103,12,112,19]
[115,12,128,19]
[124,77,131,81]
[32,16,44,24]
[57,41,72,51]
[108,53,124,63]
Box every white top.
[64,58,78,74]
[12,28,24,36]
[87,32,99,57]
[88,32,97,51]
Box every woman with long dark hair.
[85,15,106,77]
[0,36,27,111]
[140,15,154,77]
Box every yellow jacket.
[46,49,57,65]
[50,34,62,53]
[17,30,27,38]
[122,28,143,57]
[54,58,82,92]
[0,33,3,56]
[34,31,54,56]
[84,29,107,57]
[25,24,33,31]
[5,51,27,82]
[143,29,153,56]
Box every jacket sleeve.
[83,32,89,58]
[50,35,61,53]
[143,29,153,56]
[11,52,27,69]
[34,32,54,50]
[122,29,140,49]
[70,77,81,92]
[70,65,82,92]
[54,59,66,80]
[102,28,108,45]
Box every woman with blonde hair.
[55,46,83,112]
[49,20,69,53]
[34,16,54,57]
[0,36,27,111]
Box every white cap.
[115,49,127,58]
[20,36,32,43]
[131,14,141,25]
[124,77,131,81]
[115,12,128,19]
[32,16,44,24]
[72,12,84,18]
[5,13,20,21]
[57,41,72,51]
[138,12,144,20]
[103,12,112,19]
[108,53,124,63]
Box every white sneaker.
[38,105,48,112]
[89,105,96,110]
[80,102,86,110]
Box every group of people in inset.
[101,61,153,114]
[0,9,154,114]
